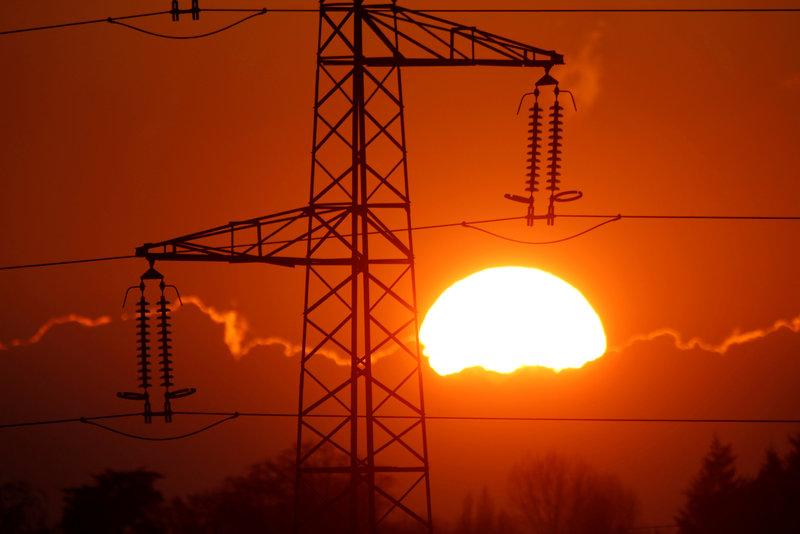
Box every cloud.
[0,294,371,366]
[0,314,112,350]
[176,295,349,365]
[614,314,800,354]
[558,29,603,110]
[11,294,800,369]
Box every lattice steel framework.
[136,2,562,532]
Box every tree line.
[1,434,798,533]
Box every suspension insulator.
[157,281,195,423]
[525,94,542,226]
[191,0,201,20]
[117,281,153,424]
[157,294,174,389]
[136,295,152,390]
[118,263,194,424]
[525,94,542,195]
[546,91,564,225]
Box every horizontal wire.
[240,212,800,249]
[2,5,798,36]
[0,8,269,38]
[567,214,800,220]
[189,412,800,424]
[109,9,267,40]
[3,411,799,432]
[0,254,137,271]
[3,213,800,271]
[0,412,142,429]
[0,10,170,36]
[462,214,622,244]
[413,7,800,13]
[81,412,239,441]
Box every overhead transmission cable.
[409,7,800,13]
[4,213,800,271]
[0,7,269,38]
[81,412,239,441]
[2,411,799,434]
[2,5,800,37]
[109,9,267,40]
[0,254,137,272]
[461,214,622,245]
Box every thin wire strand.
[3,5,799,36]
[0,255,136,271]
[1,411,797,434]
[0,412,142,430]
[244,213,800,249]
[414,8,800,13]
[109,9,267,40]
[4,213,800,271]
[0,10,170,36]
[462,214,622,244]
[80,412,238,441]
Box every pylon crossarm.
[317,5,564,69]
[135,205,363,267]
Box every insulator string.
[524,88,542,225]
[546,88,564,225]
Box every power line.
[571,214,800,220]
[0,412,141,429]
[82,412,239,441]
[3,411,799,432]
[462,214,621,244]
[109,9,267,40]
[3,212,800,271]
[0,254,136,271]
[3,5,799,36]
[0,8,268,37]
[0,10,170,36]
[413,7,800,13]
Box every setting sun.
[420,266,606,375]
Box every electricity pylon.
[136,1,562,532]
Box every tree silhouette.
[167,448,295,533]
[741,435,800,534]
[676,435,741,534]
[785,434,800,532]
[167,446,404,533]
[507,452,638,534]
[454,486,516,534]
[0,480,46,533]
[61,469,165,534]
[676,434,800,534]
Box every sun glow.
[420,266,606,375]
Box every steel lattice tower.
[295,3,431,532]
[136,2,562,531]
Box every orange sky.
[2,0,800,528]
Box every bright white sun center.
[419,266,606,375]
